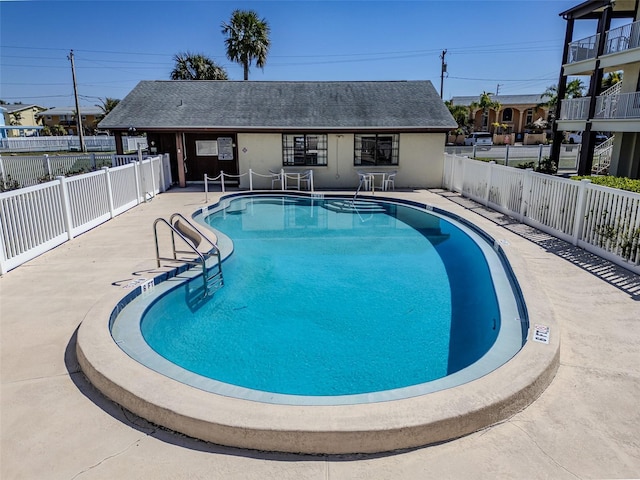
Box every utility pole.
[440,49,447,99]
[68,49,85,152]
[496,83,503,95]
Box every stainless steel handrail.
[153,214,224,296]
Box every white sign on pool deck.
[533,324,550,344]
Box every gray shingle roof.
[38,106,103,116]
[3,104,46,114]
[99,80,456,131]
[450,94,547,106]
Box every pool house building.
[98,80,457,189]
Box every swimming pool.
[111,194,525,405]
[78,192,559,453]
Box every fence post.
[538,144,544,168]
[504,145,510,167]
[445,155,458,192]
[0,223,7,275]
[133,161,142,205]
[43,154,52,178]
[249,168,253,191]
[0,154,5,187]
[149,156,156,199]
[158,155,166,192]
[111,153,116,168]
[204,174,208,204]
[310,170,314,192]
[102,167,115,218]
[90,153,96,170]
[57,176,75,240]
[220,171,226,193]
[485,161,495,206]
[519,168,534,223]
[571,179,592,246]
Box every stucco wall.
[237,132,446,190]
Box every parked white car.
[464,132,493,150]
[566,131,608,144]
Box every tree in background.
[96,97,120,118]
[41,124,68,136]
[170,52,228,80]
[469,91,501,132]
[602,71,622,90]
[221,10,270,80]
[539,79,585,121]
[445,100,470,130]
[8,112,22,126]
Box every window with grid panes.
[354,134,399,166]
[282,134,327,166]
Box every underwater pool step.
[322,200,387,214]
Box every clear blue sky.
[0,0,612,109]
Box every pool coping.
[76,193,560,454]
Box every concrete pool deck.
[1,188,639,477]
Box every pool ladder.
[153,213,224,297]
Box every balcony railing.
[604,20,640,55]
[567,34,599,63]
[594,91,640,119]
[559,97,591,120]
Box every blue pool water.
[139,196,509,397]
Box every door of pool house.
[184,133,239,183]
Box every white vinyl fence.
[0,136,116,152]
[0,153,145,189]
[0,155,168,274]
[443,153,640,274]
[444,144,581,172]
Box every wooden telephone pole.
[440,49,447,99]
[68,50,86,152]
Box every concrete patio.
[1,187,639,479]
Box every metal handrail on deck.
[153,214,223,295]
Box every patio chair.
[300,170,313,190]
[357,171,372,190]
[383,171,397,191]
[269,169,283,189]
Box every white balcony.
[604,20,640,55]
[594,91,640,119]
[567,34,599,63]
[559,97,591,120]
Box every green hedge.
[571,176,640,194]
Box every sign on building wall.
[218,137,234,160]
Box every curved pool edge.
[76,203,560,455]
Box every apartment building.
[1,104,46,137]
[450,94,550,141]
[552,0,640,178]
[37,106,103,135]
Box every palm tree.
[470,91,501,132]
[566,79,586,98]
[96,97,120,119]
[602,71,622,90]
[444,100,470,129]
[221,10,270,80]
[170,52,228,80]
[8,111,22,126]
[539,79,585,121]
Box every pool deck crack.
[70,420,157,480]
[509,420,582,479]
[69,437,143,479]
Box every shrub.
[0,174,21,192]
[571,175,640,194]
